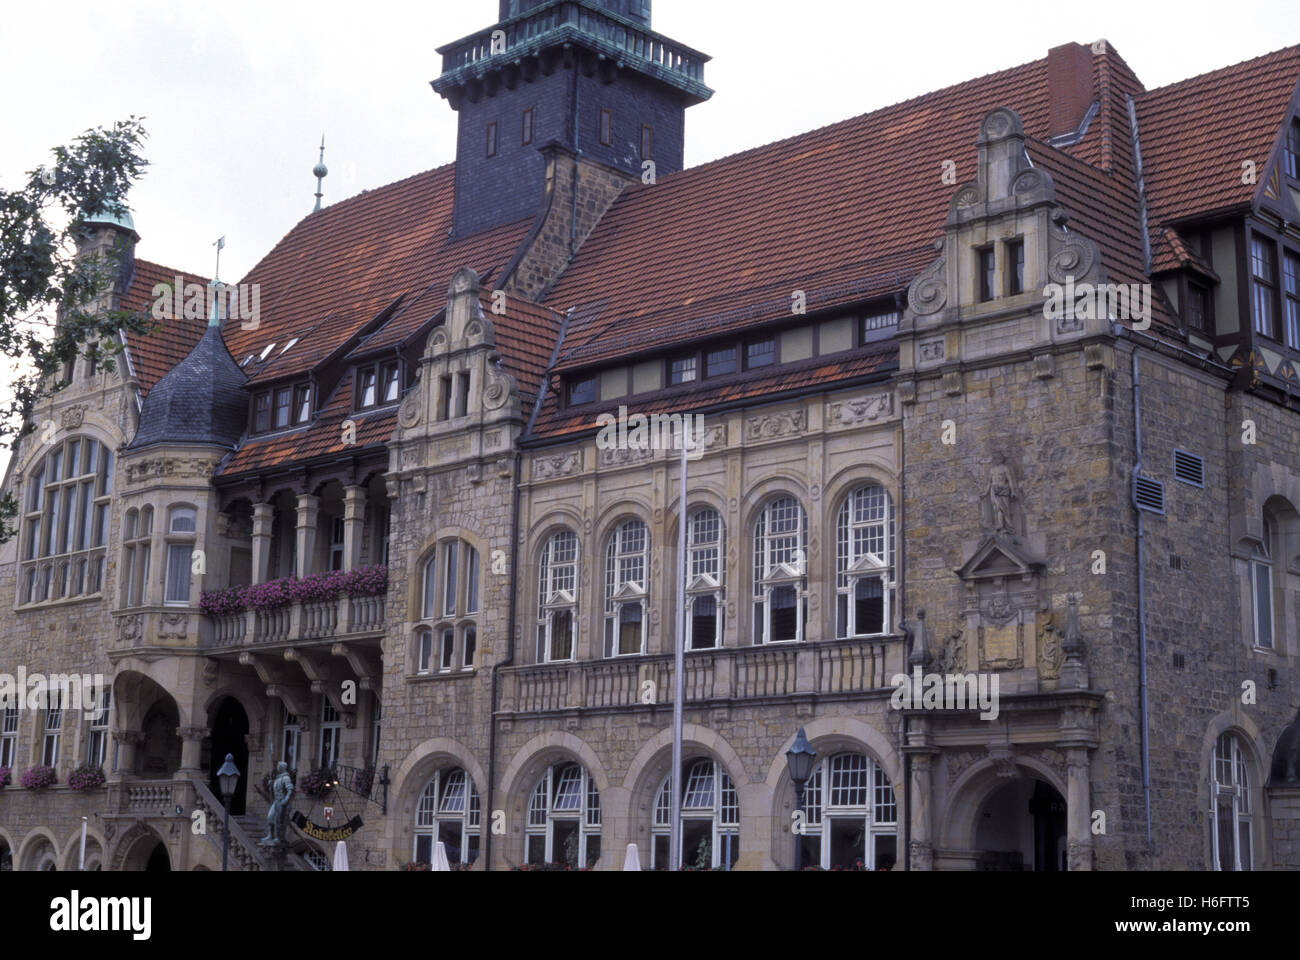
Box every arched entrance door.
[145,842,171,871]
[208,697,250,816]
[136,697,183,779]
[974,777,1066,871]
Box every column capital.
[178,726,209,742]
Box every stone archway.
[208,696,250,815]
[940,761,1068,871]
[111,824,170,872]
[136,696,183,780]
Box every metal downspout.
[1131,348,1152,848]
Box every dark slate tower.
[434,0,711,238]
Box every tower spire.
[312,136,328,212]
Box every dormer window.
[252,381,312,434]
[746,338,776,370]
[1186,281,1210,334]
[668,356,697,386]
[861,308,900,344]
[568,377,596,406]
[357,360,401,410]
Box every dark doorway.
[136,699,183,780]
[1029,780,1067,872]
[208,697,250,815]
[145,842,171,871]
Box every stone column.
[908,751,936,870]
[178,726,208,775]
[343,485,367,571]
[296,494,321,579]
[1066,747,1093,871]
[112,730,145,780]
[252,502,274,584]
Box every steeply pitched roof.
[1137,44,1300,227]
[128,322,247,451]
[118,259,211,398]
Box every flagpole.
[669,426,688,870]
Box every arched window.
[20,436,111,604]
[525,762,600,867]
[1211,732,1253,871]
[798,752,897,870]
[1250,516,1276,649]
[835,485,895,638]
[415,767,481,867]
[537,530,578,662]
[604,520,648,657]
[752,497,807,644]
[686,509,724,650]
[164,505,197,605]
[651,758,739,869]
[416,540,480,672]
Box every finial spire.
[213,235,225,283]
[313,135,329,212]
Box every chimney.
[1047,42,1096,138]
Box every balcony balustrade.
[206,595,386,650]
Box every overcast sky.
[3,0,1297,282]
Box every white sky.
[0,0,1296,482]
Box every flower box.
[68,764,106,791]
[20,765,57,790]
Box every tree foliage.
[0,117,152,540]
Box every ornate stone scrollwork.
[907,253,948,317]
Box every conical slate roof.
[128,321,247,450]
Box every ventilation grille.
[1134,475,1165,514]
[1173,652,1185,670]
[1173,449,1205,487]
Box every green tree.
[0,117,152,540]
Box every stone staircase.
[190,778,315,871]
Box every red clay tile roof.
[543,45,1156,374]
[222,164,533,386]
[1150,227,1220,280]
[119,258,211,398]
[1137,44,1300,228]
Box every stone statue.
[985,452,1018,534]
[261,761,294,844]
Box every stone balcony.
[498,636,902,717]
[205,595,386,650]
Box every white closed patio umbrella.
[431,841,451,872]
[332,841,349,872]
[623,843,642,871]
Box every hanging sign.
[292,810,363,842]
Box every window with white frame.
[85,687,111,767]
[1211,732,1254,871]
[797,753,898,870]
[1250,517,1276,650]
[604,520,648,657]
[415,766,482,867]
[753,497,807,644]
[281,705,300,771]
[537,530,578,663]
[416,540,481,673]
[651,758,739,870]
[319,701,341,767]
[42,690,63,767]
[164,505,197,605]
[20,436,112,604]
[836,485,895,638]
[121,506,153,608]
[0,703,18,769]
[686,509,724,650]
[525,763,601,868]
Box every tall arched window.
[1250,516,1275,649]
[120,506,153,608]
[753,497,807,644]
[605,520,648,657]
[835,485,895,638]
[651,758,739,869]
[686,509,724,650]
[20,436,112,605]
[164,505,197,605]
[537,530,578,662]
[798,752,898,870]
[1211,732,1254,871]
[415,767,481,867]
[417,539,480,672]
[525,762,601,867]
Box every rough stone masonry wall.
[901,344,1136,864]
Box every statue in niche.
[982,452,1019,536]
